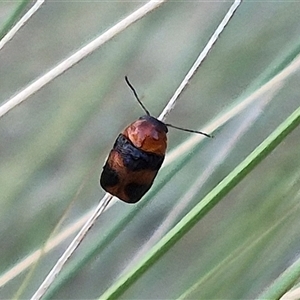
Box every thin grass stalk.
[158,0,242,121]
[281,286,300,300]
[0,0,44,50]
[0,0,31,41]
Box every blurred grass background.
[0,1,300,299]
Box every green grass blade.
[178,176,300,299]
[259,255,300,299]
[99,106,300,299]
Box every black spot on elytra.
[125,182,151,203]
[100,163,120,188]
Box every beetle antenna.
[125,76,151,116]
[165,123,213,138]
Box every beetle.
[100,77,211,203]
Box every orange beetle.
[100,77,211,203]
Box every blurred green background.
[0,1,300,299]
